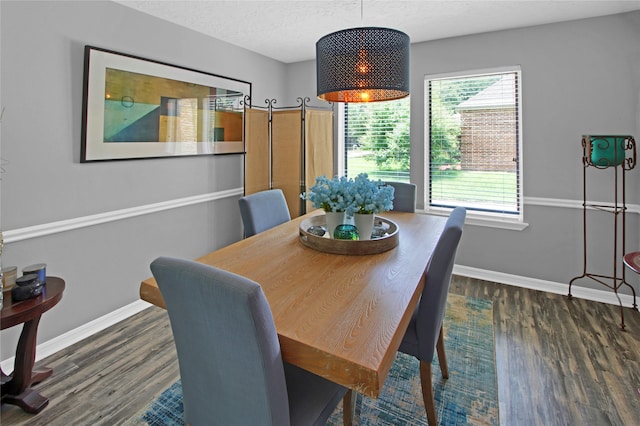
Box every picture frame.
[81,46,251,162]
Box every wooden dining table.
[140,210,446,398]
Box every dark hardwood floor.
[2,276,639,425]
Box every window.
[339,97,411,182]
[425,67,522,221]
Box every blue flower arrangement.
[302,174,394,215]
[348,173,395,215]
[302,175,354,212]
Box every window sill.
[417,209,529,231]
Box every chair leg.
[436,325,449,379]
[342,389,356,426]
[419,361,438,425]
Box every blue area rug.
[131,294,498,425]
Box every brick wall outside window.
[459,108,517,172]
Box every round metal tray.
[299,215,399,255]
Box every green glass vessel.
[334,224,359,240]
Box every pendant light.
[316,2,410,103]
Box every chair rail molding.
[420,198,639,231]
[2,188,244,244]
[3,194,636,244]
[525,196,640,214]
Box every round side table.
[1,277,65,414]
[623,251,640,275]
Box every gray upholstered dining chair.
[239,189,291,238]
[150,256,355,426]
[397,206,466,425]
[386,181,416,213]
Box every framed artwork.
[81,46,251,162]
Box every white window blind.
[342,97,411,182]
[426,67,522,218]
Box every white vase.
[324,211,346,238]
[354,213,375,240]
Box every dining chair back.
[239,189,291,237]
[386,181,416,213]
[397,206,466,424]
[150,256,353,426]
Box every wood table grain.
[140,210,446,398]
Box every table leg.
[1,388,49,414]
[1,315,51,414]
[30,367,54,385]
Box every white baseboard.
[3,265,637,373]
[454,265,639,308]
[1,299,152,374]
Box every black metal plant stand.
[568,135,637,330]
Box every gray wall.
[1,1,639,361]
[412,11,639,286]
[415,12,640,285]
[285,12,640,287]
[0,0,287,360]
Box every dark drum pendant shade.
[316,27,410,103]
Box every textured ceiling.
[115,0,640,63]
